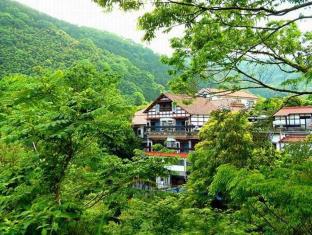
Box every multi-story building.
[141,92,251,152]
[132,89,258,189]
[197,88,258,108]
[271,106,312,150]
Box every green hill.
[0,0,170,103]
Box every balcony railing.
[273,124,312,133]
[146,125,199,139]
[144,146,194,153]
[146,125,199,133]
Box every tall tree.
[209,140,312,234]
[0,62,136,202]
[186,110,253,206]
[94,0,312,95]
[0,63,170,234]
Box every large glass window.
[288,114,300,125]
[161,119,174,131]
[161,120,174,126]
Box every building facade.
[132,89,258,189]
[197,88,258,108]
[271,106,312,150]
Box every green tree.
[209,150,312,234]
[187,110,253,206]
[95,0,312,96]
[1,62,131,200]
[0,63,146,234]
[252,97,284,116]
[132,91,146,106]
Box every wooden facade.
[146,97,189,120]
[190,114,209,126]
[142,94,213,154]
[274,113,312,130]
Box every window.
[288,114,300,125]
[247,100,254,107]
[155,104,160,113]
[161,119,174,131]
[159,102,172,112]
[166,141,176,148]
[172,102,177,113]
[161,120,174,126]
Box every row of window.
[274,114,312,126]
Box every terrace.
[146,125,199,140]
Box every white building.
[271,106,312,150]
[132,89,258,188]
[197,88,258,108]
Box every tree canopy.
[94,0,312,96]
[0,0,312,234]
[0,63,171,234]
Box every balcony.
[146,125,199,140]
[273,124,312,134]
[144,146,194,153]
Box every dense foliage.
[0,63,171,234]
[95,0,312,96]
[0,0,311,234]
[1,78,311,234]
[0,0,169,103]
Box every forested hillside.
[1,0,311,234]
[0,0,169,103]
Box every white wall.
[190,115,209,126]
[156,176,171,189]
[271,133,286,151]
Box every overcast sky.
[14,0,181,55]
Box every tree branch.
[234,66,312,95]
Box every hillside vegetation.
[0,0,169,103]
[0,0,312,234]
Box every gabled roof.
[132,109,147,125]
[274,106,312,116]
[198,88,258,100]
[144,93,245,115]
[143,93,191,114]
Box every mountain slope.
[0,0,169,102]
[59,26,170,86]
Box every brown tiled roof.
[170,95,219,115]
[166,93,237,115]
[280,135,307,143]
[274,106,312,116]
[132,109,147,125]
[144,93,245,115]
[199,88,258,99]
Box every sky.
[14,0,181,55]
